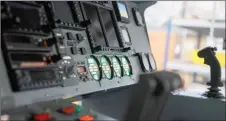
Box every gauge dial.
[138,53,150,72]
[121,56,132,76]
[112,56,123,77]
[142,54,150,71]
[148,54,157,71]
[100,56,113,80]
[87,55,102,81]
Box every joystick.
[197,46,224,98]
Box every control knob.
[64,65,76,78]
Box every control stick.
[197,46,224,98]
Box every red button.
[62,106,75,114]
[79,115,94,121]
[34,113,51,121]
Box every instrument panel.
[0,1,157,109]
[87,55,134,81]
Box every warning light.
[62,106,75,114]
[79,115,94,121]
[77,66,86,73]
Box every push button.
[66,32,74,40]
[79,47,86,55]
[78,115,94,121]
[76,33,83,41]
[62,106,75,114]
[75,105,81,113]
[34,113,51,121]
[67,41,74,46]
[71,47,77,54]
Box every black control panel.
[1,1,157,110]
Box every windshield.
[144,1,225,94]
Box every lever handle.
[197,47,222,87]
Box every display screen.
[148,54,157,71]
[142,54,150,71]
[100,8,119,47]
[121,29,131,43]
[77,66,86,73]
[87,56,101,81]
[135,10,143,25]
[117,2,129,19]
[100,56,113,79]
[30,70,55,82]
[8,2,41,29]
[52,1,74,24]
[84,4,107,47]
[84,3,120,48]
[112,56,123,77]
[121,56,132,76]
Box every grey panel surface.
[160,92,226,120]
[118,2,151,53]
[82,85,135,120]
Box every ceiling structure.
[144,1,225,38]
[144,1,225,28]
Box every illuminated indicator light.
[79,115,94,121]
[88,59,94,63]
[75,105,81,113]
[71,101,82,106]
[93,75,98,80]
[77,66,86,73]
[89,63,95,66]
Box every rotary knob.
[64,65,76,78]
